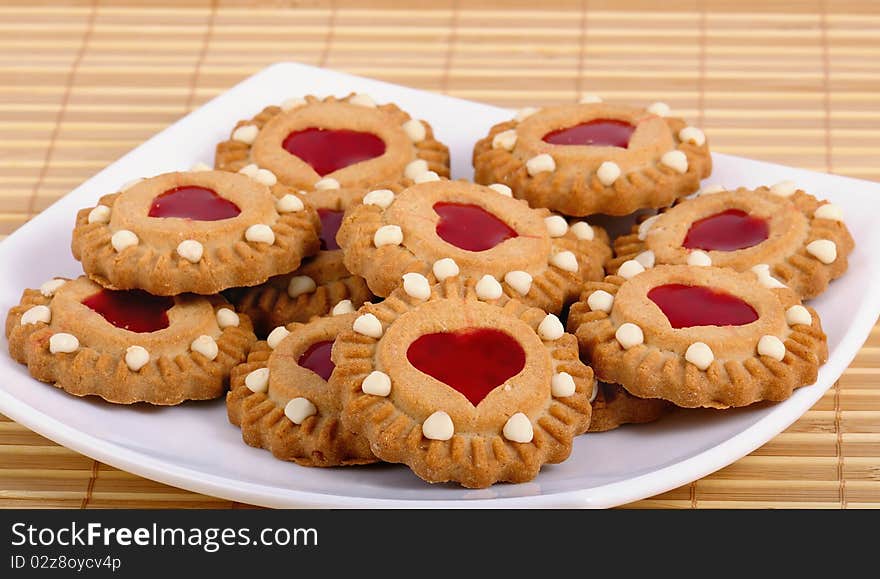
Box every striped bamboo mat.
[1,0,879,509]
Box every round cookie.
[587,382,672,433]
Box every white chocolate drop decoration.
[40,279,66,297]
[238,163,259,178]
[125,345,150,372]
[660,150,688,174]
[589,382,599,403]
[267,326,291,349]
[88,205,111,224]
[596,161,621,186]
[492,129,518,151]
[579,94,603,104]
[770,180,797,197]
[245,224,275,245]
[514,107,539,122]
[232,124,259,144]
[361,371,392,397]
[785,305,812,326]
[637,215,659,241]
[617,259,645,280]
[475,275,503,300]
[503,413,534,444]
[373,225,403,248]
[402,119,426,142]
[550,250,579,272]
[504,271,532,296]
[255,168,277,186]
[758,335,786,361]
[615,323,644,350]
[551,372,576,397]
[280,97,306,111]
[314,177,340,190]
[402,272,431,300]
[332,300,355,315]
[215,308,240,329]
[635,250,656,269]
[570,221,595,240]
[432,258,460,281]
[422,411,454,441]
[538,314,564,341]
[190,335,219,361]
[276,194,304,213]
[814,203,843,222]
[647,101,671,117]
[587,290,614,313]
[348,93,377,108]
[413,170,440,184]
[751,264,787,289]
[287,275,317,298]
[806,239,837,264]
[285,397,317,424]
[111,230,139,252]
[245,368,270,393]
[191,162,212,172]
[544,215,568,237]
[404,159,429,180]
[176,239,204,263]
[685,342,714,371]
[353,313,383,339]
[488,183,513,197]
[49,333,79,354]
[678,127,706,146]
[687,250,712,267]
[21,305,51,325]
[526,154,556,176]
[363,189,395,209]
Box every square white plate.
[1,62,879,508]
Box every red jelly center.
[298,340,335,381]
[543,119,635,148]
[434,202,518,252]
[82,289,173,333]
[683,209,770,252]
[148,186,241,221]
[282,128,386,176]
[317,209,344,251]
[648,284,758,329]
[406,328,526,406]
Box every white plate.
[1,62,879,508]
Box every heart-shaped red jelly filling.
[406,328,526,406]
[543,119,635,148]
[434,202,518,252]
[317,209,344,251]
[282,128,386,176]
[683,209,769,252]
[298,339,335,381]
[82,289,174,333]
[148,186,241,221]
[648,284,758,329]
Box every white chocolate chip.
[287,275,317,298]
[488,183,513,197]
[216,308,240,329]
[332,300,355,315]
[550,250,579,272]
[685,342,714,371]
[587,290,614,313]
[87,205,111,224]
[750,264,787,289]
[615,323,644,350]
[363,189,395,209]
[120,178,144,192]
[502,413,533,443]
[255,168,277,186]
[361,371,392,397]
[814,203,843,221]
[492,129,518,151]
[314,177,340,190]
[699,184,726,196]
[537,314,564,341]
[245,368,269,393]
[276,194,304,213]
[579,94,603,104]
[638,215,659,241]
[617,259,645,280]
[514,107,539,122]
[21,305,51,325]
[551,372,576,397]
[238,163,259,178]
[348,93,376,108]
[125,345,150,372]
[111,230,139,252]
[280,97,306,111]
[570,222,595,241]
[589,382,599,403]
[353,313,383,339]
[232,124,259,144]
[770,180,797,197]
[432,258,459,281]
[49,333,79,354]
[39,279,66,297]
[635,250,656,269]
[402,119,426,142]
[660,150,688,174]
[687,250,712,267]
[285,397,317,424]
[475,275,503,300]
[597,161,621,186]
[190,162,212,172]
[373,225,403,248]
[267,326,290,349]
[422,411,454,441]
[526,154,556,176]
[190,335,218,360]
[544,215,568,237]
[402,272,431,300]
[786,305,812,326]
[245,224,275,245]
[678,126,706,146]
[404,159,429,180]
[504,271,532,295]
[647,101,671,116]
[806,239,837,264]
[413,170,440,184]
[758,335,786,361]
[176,239,204,263]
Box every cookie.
[567,264,828,409]
[215,93,450,191]
[6,276,256,405]
[332,275,595,488]
[610,183,854,299]
[472,100,712,216]
[71,170,320,296]
[227,312,375,467]
[336,179,611,314]
[587,382,672,433]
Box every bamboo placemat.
[1,0,878,509]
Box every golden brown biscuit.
[587,382,672,432]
